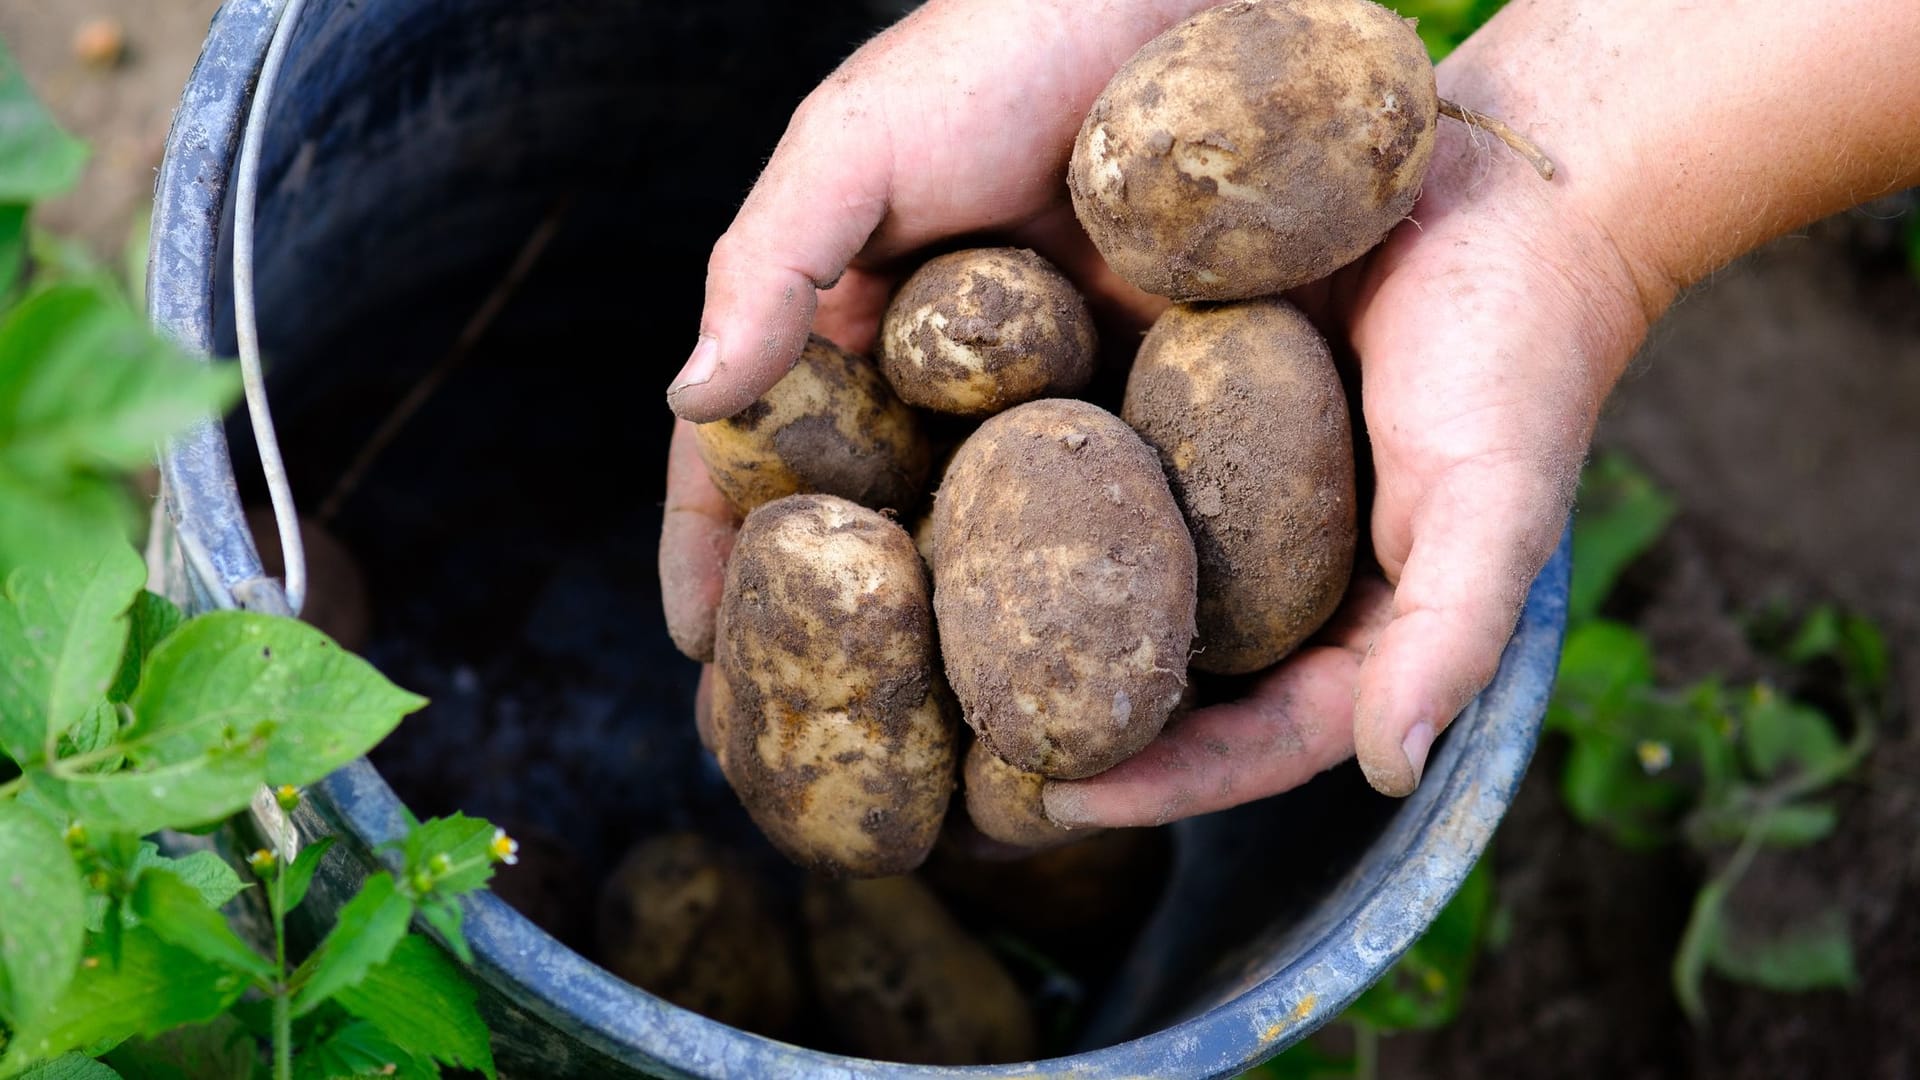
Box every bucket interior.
[212,0,1411,1064]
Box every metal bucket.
[147,1,1571,1075]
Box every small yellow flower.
[1420,967,1447,996]
[1636,740,1673,775]
[489,829,520,866]
[248,848,277,875]
[63,822,87,847]
[275,785,301,812]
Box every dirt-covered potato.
[1069,0,1437,300]
[715,494,957,876]
[594,833,798,1037]
[1123,299,1355,674]
[804,875,1035,1065]
[878,248,1098,416]
[963,740,1094,851]
[694,335,932,515]
[933,399,1196,779]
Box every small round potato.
[595,833,798,1037]
[878,248,1098,416]
[933,399,1197,779]
[694,335,932,515]
[1069,0,1437,300]
[804,875,1036,1065]
[963,740,1094,851]
[1123,299,1356,674]
[714,494,957,876]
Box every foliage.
[1391,0,1510,60]
[1550,453,1876,1021]
[0,38,505,1079]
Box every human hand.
[660,0,1218,659]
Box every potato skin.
[715,494,957,876]
[879,248,1098,416]
[962,740,1093,851]
[933,399,1197,779]
[694,335,931,514]
[1123,299,1355,674]
[594,833,798,1037]
[804,876,1035,1065]
[1069,0,1437,300]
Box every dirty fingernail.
[1401,721,1436,789]
[1042,784,1092,829]
[668,335,719,397]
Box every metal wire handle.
[229,0,311,616]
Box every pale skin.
[662,0,1920,828]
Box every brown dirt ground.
[6,3,1914,1077]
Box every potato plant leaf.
[0,801,87,1033]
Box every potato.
[924,827,1173,953]
[962,740,1093,851]
[878,248,1098,416]
[1123,299,1355,674]
[804,875,1035,1065]
[694,335,931,515]
[595,833,798,1037]
[933,399,1196,779]
[1069,0,1437,300]
[714,494,957,876]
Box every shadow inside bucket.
[210,0,1410,1063]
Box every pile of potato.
[640,0,1551,1061]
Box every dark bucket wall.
[152,0,1571,1075]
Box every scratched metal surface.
[150,0,1571,1075]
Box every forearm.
[1443,0,1920,321]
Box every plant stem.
[273,862,291,1080]
[1354,1021,1379,1080]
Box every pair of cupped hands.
[658,0,1657,830]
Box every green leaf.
[1570,454,1676,621]
[291,873,415,1017]
[403,814,499,896]
[0,40,90,200]
[34,739,270,835]
[108,593,185,704]
[7,927,247,1065]
[25,228,122,301]
[129,870,275,984]
[1557,724,1689,849]
[0,286,238,482]
[1739,689,1847,781]
[0,473,135,581]
[1552,619,1655,714]
[130,844,247,909]
[1673,873,1729,1023]
[17,1054,123,1080]
[1347,856,1493,1032]
[281,836,338,915]
[56,700,122,764]
[417,899,470,966]
[1709,906,1857,993]
[1749,801,1839,848]
[0,542,146,765]
[0,202,25,304]
[335,935,495,1079]
[293,1019,436,1080]
[103,1014,256,1080]
[0,801,87,1033]
[126,611,427,788]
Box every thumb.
[1352,458,1571,796]
[666,91,893,423]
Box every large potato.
[804,875,1035,1065]
[694,335,931,515]
[962,740,1093,851]
[1123,299,1355,674]
[878,248,1098,416]
[933,399,1196,779]
[594,833,798,1037]
[714,494,957,876]
[1069,0,1437,300]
